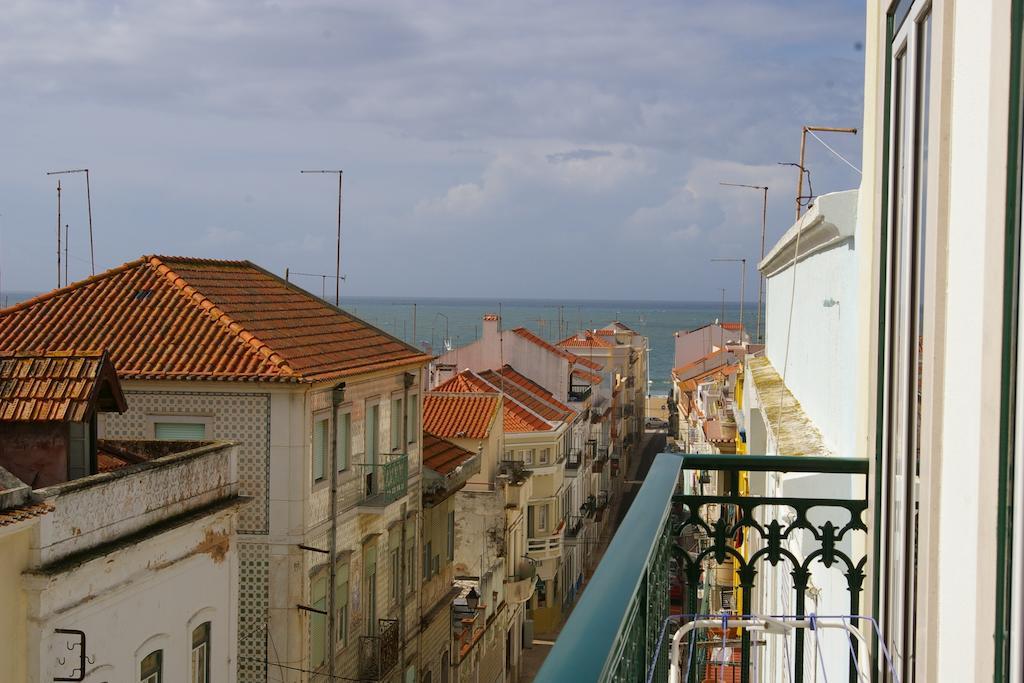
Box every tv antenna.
[46,169,95,276]
[300,169,343,305]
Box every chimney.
[482,313,501,369]
[482,313,500,343]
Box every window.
[364,547,378,635]
[336,564,349,646]
[391,397,404,451]
[312,416,328,483]
[441,651,450,683]
[391,548,400,604]
[407,544,416,591]
[366,404,380,457]
[154,421,206,440]
[880,3,932,679]
[191,622,211,683]
[538,505,548,532]
[422,541,432,579]
[524,449,534,465]
[336,410,351,472]
[446,511,455,562]
[68,421,90,480]
[407,395,418,445]
[310,574,328,667]
[140,650,162,683]
[539,448,550,465]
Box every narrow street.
[519,427,668,681]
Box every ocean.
[3,290,752,396]
[340,296,751,396]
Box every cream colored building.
[0,256,433,683]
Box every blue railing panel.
[535,452,682,683]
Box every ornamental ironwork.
[358,618,400,681]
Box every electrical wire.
[806,130,862,175]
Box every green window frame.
[336,410,351,472]
[310,574,327,667]
[313,415,329,483]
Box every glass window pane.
[313,417,328,482]
[336,412,350,471]
[141,650,162,683]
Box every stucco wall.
[764,203,858,457]
[0,525,32,683]
[27,505,238,682]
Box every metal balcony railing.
[360,454,409,508]
[535,452,870,683]
[358,618,400,680]
[568,386,592,402]
[565,449,583,469]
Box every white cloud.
[416,143,650,216]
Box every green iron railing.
[674,453,868,683]
[535,452,869,683]
[362,454,409,506]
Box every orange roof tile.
[0,350,127,422]
[721,322,744,331]
[0,500,52,527]
[422,432,478,475]
[557,331,614,349]
[478,367,574,423]
[0,256,430,383]
[423,393,499,439]
[511,327,603,371]
[433,370,555,433]
[571,368,602,385]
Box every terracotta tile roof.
[672,349,735,381]
[721,322,744,331]
[433,370,555,433]
[511,327,603,371]
[703,418,736,443]
[435,373,485,393]
[571,368,603,385]
[603,321,637,333]
[501,401,552,433]
[478,366,574,422]
[423,393,499,439]
[422,432,477,475]
[0,501,52,527]
[0,256,430,383]
[0,350,127,422]
[557,331,614,349]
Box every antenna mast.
[47,169,95,275]
[300,169,344,305]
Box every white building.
[742,189,861,677]
[0,350,242,683]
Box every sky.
[0,0,865,301]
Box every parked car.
[645,416,668,430]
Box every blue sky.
[0,0,865,301]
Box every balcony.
[527,529,563,561]
[535,452,871,683]
[358,453,408,511]
[568,386,592,402]
[505,560,538,604]
[565,449,583,471]
[358,618,400,680]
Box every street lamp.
[719,182,768,343]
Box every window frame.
[310,572,328,668]
[140,649,163,683]
[150,415,211,441]
[312,412,329,485]
[876,2,938,680]
[336,408,352,473]
[190,622,211,683]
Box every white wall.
[763,191,859,458]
